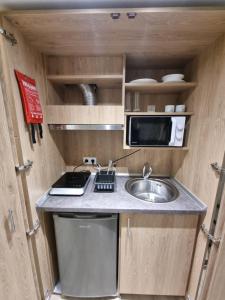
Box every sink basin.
[125,178,179,203]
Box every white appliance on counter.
[126,115,186,147]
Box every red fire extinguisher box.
[15,70,43,124]
[15,70,44,144]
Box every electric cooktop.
[49,171,91,196]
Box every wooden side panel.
[119,214,198,296]
[1,18,65,294]
[172,34,225,298]
[0,81,38,299]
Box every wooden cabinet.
[119,214,198,296]
[45,55,125,125]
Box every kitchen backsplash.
[51,131,175,175]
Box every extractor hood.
[48,124,124,131]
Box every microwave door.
[129,117,172,146]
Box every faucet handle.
[143,163,152,179]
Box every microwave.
[126,116,186,147]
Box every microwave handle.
[169,117,176,146]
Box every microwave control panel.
[169,117,186,147]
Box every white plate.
[129,78,157,84]
[162,73,184,82]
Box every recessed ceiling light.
[110,13,120,20]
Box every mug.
[165,105,175,112]
[175,105,186,112]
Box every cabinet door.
[1,17,65,295]
[119,214,198,296]
[0,82,38,299]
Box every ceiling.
[0,0,225,10]
[4,8,225,67]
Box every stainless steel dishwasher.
[53,213,118,298]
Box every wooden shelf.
[125,82,196,94]
[124,112,193,116]
[47,74,123,88]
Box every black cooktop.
[52,171,91,188]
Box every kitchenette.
[1,5,225,300]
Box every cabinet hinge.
[44,289,51,300]
[0,27,17,45]
[26,219,41,237]
[15,160,33,173]
[211,162,225,175]
[201,224,221,246]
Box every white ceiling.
[0,0,225,10]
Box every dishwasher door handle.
[73,214,99,219]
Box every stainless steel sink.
[125,178,179,203]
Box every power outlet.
[83,157,97,165]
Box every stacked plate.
[161,74,185,83]
[129,74,185,84]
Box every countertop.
[37,175,207,214]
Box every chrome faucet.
[142,163,152,179]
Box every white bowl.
[130,78,157,84]
[162,74,184,82]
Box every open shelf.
[124,112,193,116]
[125,82,196,94]
[47,74,123,88]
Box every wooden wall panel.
[63,86,122,105]
[46,55,123,75]
[1,17,65,295]
[51,131,173,175]
[172,34,225,298]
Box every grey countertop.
[37,175,207,214]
